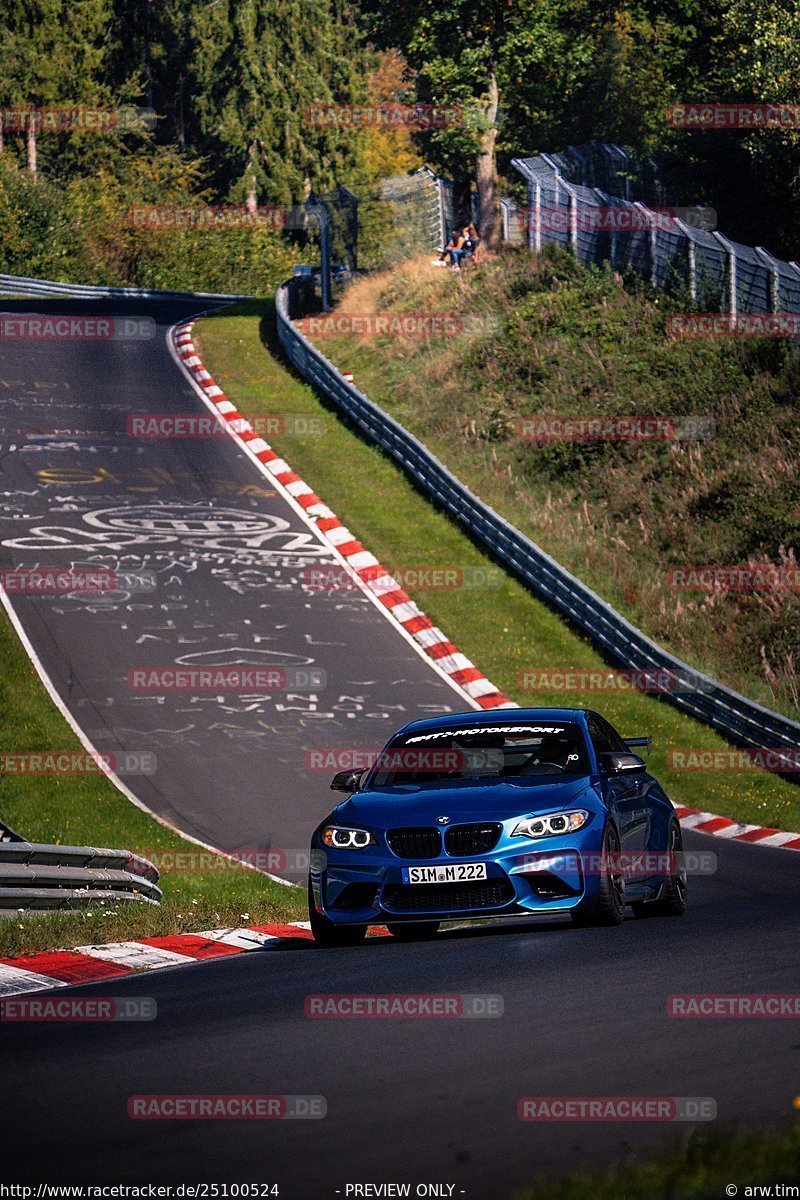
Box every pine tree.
[188,0,369,205]
[0,0,116,177]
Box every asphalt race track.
[2,298,799,1197]
[0,297,462,869]
[2,833,800,1195]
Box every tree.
[188,0,370,206]
[0,0,116,177]
[358,0,611,248]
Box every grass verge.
[513,1125,800,1200]
[195,299,800,833]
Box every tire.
[387,922,440,942]
[571,824,625,927]
[308,879,367,947]
[632,819,687,919]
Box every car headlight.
[512,810,590,839]
[322,825,375,849]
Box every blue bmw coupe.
[307,708,687,945]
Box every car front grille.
[444,823,502,856]
[382,878,515,913]
[386,827,441,859]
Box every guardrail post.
[305,200,332,312]
[609,144,631,199]
[754,247,780,311]
[594,188,616,270]
[500,198,510,243]
[436,176,448,249]
[673,218,697,302]
[633,201,657,287]
[712,231,737,316]
[532,179,541,251]
[541,154,578,253]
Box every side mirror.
[624,736,652,756]
[603,752,646,775]
[330,768,364,793]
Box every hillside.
[313,249,800,718]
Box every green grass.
[512,1125,800,1200]
[0,604,303,959]
[194,300,800,834]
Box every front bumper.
[310,826,607,925]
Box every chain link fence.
[509,142,800,318]
[376,167,455,262]
[305,141,800,318]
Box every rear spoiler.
[624,736,652,756]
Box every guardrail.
[276,277,800,764]
[0,273,247,302]
[0,842,161,910]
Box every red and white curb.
[1,817,798,999]
[673,805,800,851]
[0,923,317,998]
[172,322,514,712]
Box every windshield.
[366,722,589,788]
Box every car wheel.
[308,878,367,947]
[387,922,440,941]
[571,824,625,927]
[632,818,687,919]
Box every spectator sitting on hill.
[464,223,481,263]
[437,226,467,270]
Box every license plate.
[401,862,488,885]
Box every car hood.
[335,775,598,829]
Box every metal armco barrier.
[0,273,247,302]
[276,278,800,761]
[0,842,161,909]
